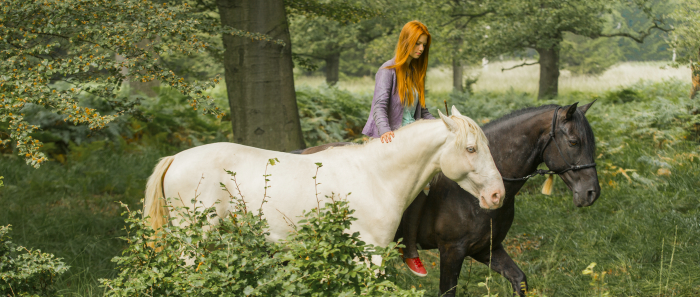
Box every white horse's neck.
[356,120,449,210]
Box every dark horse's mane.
[482,104,559,130]
[482,103,595,155]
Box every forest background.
[1,0,699,296]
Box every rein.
[502,106,596,182]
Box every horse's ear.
[451,106,463,117]
[564,102,578,120]
[578,100,596,115]
[439,109,458,132]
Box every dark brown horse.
[296,102,600,296]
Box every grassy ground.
[1,66,699,295]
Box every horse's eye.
[569,141,578,146]
[466,146,476,153]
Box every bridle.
[502,106,597,182]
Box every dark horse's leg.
[400,191,428,259]
[471,244,528,296]
[438,243,468,297]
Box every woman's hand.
[380,131,395,143]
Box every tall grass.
[0,141,165,296]
[296,61,692,95]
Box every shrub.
[296,85,371,146]
[0,225,69,296]
[100,165,422,296]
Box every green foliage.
[100,168,421,296]
[285,0,380,24]
[428,88,541,124]
[2,80,700,295]
[612,0,675,62]
[561,33,622,76]
[296,85,370,146]
[399,79,700,296]
[289,1,391,80]
[1,225,69,296]
[0,0,282,167]
[0,137,169,295]
[670,0,700,65]
[290,15,361,69]
[128,88,231,150]
[581,263,610,297]
[602,88,640,104]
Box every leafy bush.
[428,88,543,124]
[100,166,422,296]
[602,88,640,104]
[4,84,368,158]
[296,85,371,146]
[1,225,69,296]
[126,87,231,150]
[0,86,231,160]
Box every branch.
[593,20,673,44]
[501,61,539,72]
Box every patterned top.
[402,91,418,126]
[362,58,435,138]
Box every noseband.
[502,106,597,182]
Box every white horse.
[144,107,504,253]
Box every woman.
[361,20,433,277]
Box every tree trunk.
[217,0,305,151]
[452,57,463,92]
[536,46,560,99]
[325,52,340,86]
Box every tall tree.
[214,0,377,150]
[420,0,491,92]
[217,0,304,151]
[290,16,360,86]
[288,1,386,86]
[454,0,671,99]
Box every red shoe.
[404,257,428,277]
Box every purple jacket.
[362,58,435,138]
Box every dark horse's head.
[542,101,600,207]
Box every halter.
[502,106,597,182]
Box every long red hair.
[387,21,431,107]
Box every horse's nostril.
[491,192,501,205]
[587,190,596,201]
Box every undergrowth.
[0,79,699,296]
[100,164,421,296]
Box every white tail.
[144,156,175,233]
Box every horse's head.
[438,106,505,209]
[543,101,600,207]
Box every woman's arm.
[371,68,394,137]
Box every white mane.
[450,115,488,148]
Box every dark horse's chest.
[416,181,517,254]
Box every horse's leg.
[400,191,427,259]
[438,243,468,297]
[471,244,527,296]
